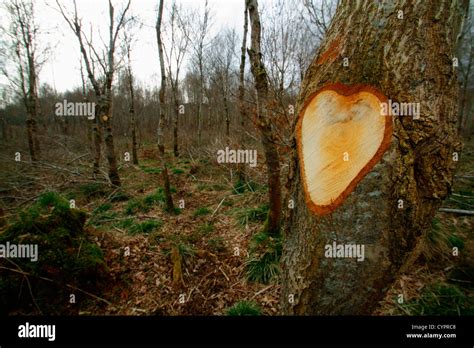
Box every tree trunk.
[25,116,36,162]
[281,0,466,315]
[92,110,101,175]
[223,89,230,141]
[173,96,179,157]
[101,98,121,187]
[236,5,249,186]
[156,0,166,156]
[130,105,138,165]
[247,0,282,235]
[127,51,139,165]
[459,46,473,134]
[156,0,175,213]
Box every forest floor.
[0,136,473,315]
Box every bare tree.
[236,4,249,187]
[206,29,237,140]
[156,0,175,212]
[122,31,139,165]
[56,0,132,186]
[301,0,339,42]
[163,1,190,157]
[1,0,45,161]
[188,0,212,143]
[246,0,282,236]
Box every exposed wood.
[297,83,392,215]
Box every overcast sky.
[1,0,248,93]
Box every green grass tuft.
[193,207,211,217]
[129,219,163,235]
[235,204,269,226]
[226,300,261,316]
[245,231,282,284]
[208,236,226,252]
[398,283,474,315]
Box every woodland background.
[0,0,473,315]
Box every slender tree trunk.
[101,96,121,186]
[247,0,282,235]
[130,99,138,165]
[27,51,40,157]
[173,95,179,157]
[156,0,166,156]
[157,0,175,212]
[127,51,139,165]
[197,101,202,143]
[25,115,36,162]
[281,0,467,315]
[237,5,249,186]
[223,89,230,141]
[92,108,102,175]
[459,47,473,134]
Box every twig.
[218,266,230,282]
[67,153,89,165]
[211,197,227,217]
[252,284,273,299]
[439,208,474,215]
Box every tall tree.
[163,1,190,157]
[281,0,468,315]
[123,31,139,165]
[156,0,175,213]
[236,4,249,187]
[246,0,282,236]
[2,0,44,161]
[56,0,130,186]
[188,0,211,143]
[207,29,237,140]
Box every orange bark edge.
[296,82,393,216]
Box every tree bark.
[281,0,467,315]
[92,110,102,175]
[156,0,166,156]
[459,46,473,134]
[236,5,249,186]
[173,96,179,157]
[157,0,175,213]
[126,47,139,165]
[247,0,282,235]
[101,97,121,187]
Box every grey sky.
[1,0,247,93]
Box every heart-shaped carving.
[296,83,393,215]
